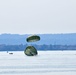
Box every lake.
[0,51,76,75]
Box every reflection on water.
[0,51,76,75]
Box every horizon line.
[0,32,76,35]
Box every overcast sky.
[0,0,76,34]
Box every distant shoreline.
[0,44,76,51]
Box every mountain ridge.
[0,33,76,45]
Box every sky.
[0,0,76,34]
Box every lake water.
[0,51,76,75]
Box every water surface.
[0,51,76,75]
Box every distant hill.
[0,33,76,45]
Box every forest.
[0,44,76,51]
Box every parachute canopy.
[24,46,38,56]
[26,35,40,42]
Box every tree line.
[0,44,76,51]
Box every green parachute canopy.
[24,46,38,56]
[26,35,40,42]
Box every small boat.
[9,53,13,54]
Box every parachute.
[24,46,38,56]
[26,35,40,42]
[24,35,40,56]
